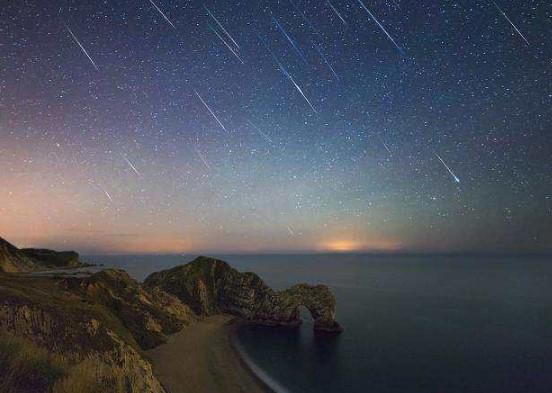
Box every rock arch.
[271,284,343,333]
[144,257,343,334]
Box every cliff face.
[144,256,343,333]
[0,304,164,393]
[0,237,37,273]
[20,248,82,269]
[0,237,87,273]
[0,273,172,393]
[61,269,196,349]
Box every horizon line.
[82,250,552,257]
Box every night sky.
[1,0,550,254]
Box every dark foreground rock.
[144,256,343,333]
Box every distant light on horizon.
[320,239,401,253]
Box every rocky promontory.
[144,256,343,333]
[0,237,89,273]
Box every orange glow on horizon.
[324,240,359,252]
[321,238,401,253]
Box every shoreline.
[227,319,291,393]
[147,314,274,393]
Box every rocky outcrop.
[257,283,342,333]
[0,237,37,272]
[61,269,196,349]
[144,256,342,333]
[0,273,166,393]
[0,304,165,393]
[0,236,88,273]
[20,248,82,269]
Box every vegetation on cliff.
[0,333,137,393]
[0,273,165,393]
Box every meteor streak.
[204,5,240,49]
[382,142,392,155]
[492,1,529,45]
[194,90,228,132]
[208,24,244,64]
[314,44,339,80]
[280,67,317,114]
[103,190,113,202]
[64,24,99,70]
[147,0,176,29]
[356,0,403,54]
[271,16,307,63]
[195,146,211,170]
[327,0,347,25]
[248,120,273,143]
[435,153,460,184]
[259,35,317,114]
[121,154,141,176]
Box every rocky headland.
[0,237,342,393]
[0,237,90,273]
[144,256,343,333]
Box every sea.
[85,253,552,393]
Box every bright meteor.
[65,24,99,71]
[435,153,460,184]
[121,154,141,176]
[492,1,529,45]
[194,90,229,132]
[271,16,307,63]
[327,0,347,25]
[280,67,317,114]
[208,24,244,64]
[204,5,240,50]
[147,0,176,29]
[259,35,317,114]
[356,0,403,54]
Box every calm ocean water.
[86,253,552,393]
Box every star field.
[0,0,550,253]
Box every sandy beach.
[147,314,270,393]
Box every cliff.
[0,237,88,273]
[20,248,82,269]
[60,269,196,349]
[144,256,343,333]
[0,273,167,393]
[0,237,37,273]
